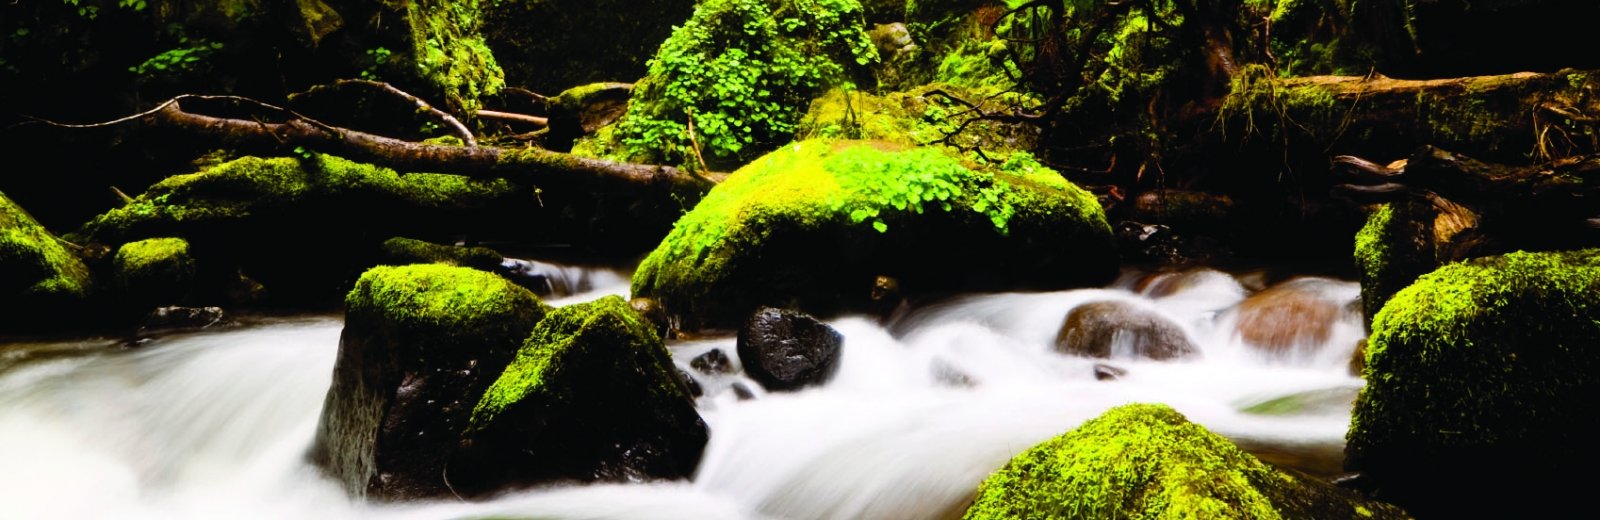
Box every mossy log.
[1219,68,1599,163]
[144,100,713,200]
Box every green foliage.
[401,0,505,114]
[360,47,392,81]
[615,0,879,168]
[130,39,223,76]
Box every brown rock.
[1055,301,1197,361]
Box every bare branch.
[297,79,478,147]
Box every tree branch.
[296,79,478,147]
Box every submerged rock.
[690,348,734,376]
[632,140,1117,329]
[737,307,845,392]
[311,264,546,500]
[1054,300,1197,361]
[965,403,1409,519]
[0,190,92,331]
[456,296,706,492]
[1348,249,1600,517]
[1232,278,1350,353]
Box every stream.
[0,262,1364,520]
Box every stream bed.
[0,264,1365,519]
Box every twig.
[25,94,341,135]
[476,110,549,127]
[685,108,710,174]
[506,87,550,106]
[302,79,478,147]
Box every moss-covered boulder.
[612,0,878,167]
[378,237,503,272]
[0,191,93,331]
[967,403,1409,519]
[454,295,706,493]
[632,139,1116,329]
[1347,249,1600,517]
[311,264,547,500]
[1352,200,1440,328]
[112,237,198,310]
[73,154,526,303]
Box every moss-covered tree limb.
[1219,68,1600,162]
[143,99,716,195]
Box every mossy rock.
[311,264,547,500]
[633,139,1116,330]
[72,154,525,303]
[378,237,503,272]
[966,403,1410,519]
[0,191,93,331]
[112,237,197,309]
[454,295,706,493]
[1347,249,1600,517]
[1352,200,1438,328]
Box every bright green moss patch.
[112,237,196,304]
[631,139,1115,329]
[75,154,517,244]
[345,264,546,338]
[614,0,878,168]
[1348,250,1600,515]
[378,237,502,272]
[0,190,92,307]
[471,295,679,428]
[966,403,1409,519]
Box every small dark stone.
[869,275,902,318]
[690,348,733,375]
[736,307,844,392]
[1056,301,1198,361]
[1093,363,1128,381]
[730,382,756,400]
[677,368,703,398]
[138,306,226,332]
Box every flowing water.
[0,264,1366,520]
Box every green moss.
[966,403,1408,519]
[345,263,546,337]
[1219,64,1343,141]
[400,0,505,114]
[1348,249,1600,515]
[631,139,1114,328]
[470,295,682,428]
[0,190,92,303]
[378,237,502,271]
[614,0,878,168]
[75,154,517,244]
[114,236,194,284]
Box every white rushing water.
[0,266,1366,520]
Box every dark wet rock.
[1129,189,1234,232]
[965,404,1411,519]
[311,264,547,501]
[677,369,703,398]
[455,296,707,494]
[113,237,198,312]
[1348,250,1600,518]
[1054,301,1197,361]
[730,382,756,401]
[690,348,734,376]
[1093,363,1128,381]
[225,269,268,305]
[1232,278,1349,353]
[138,306,225,332]
[737,307,845,392]
[869,274,903,318]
